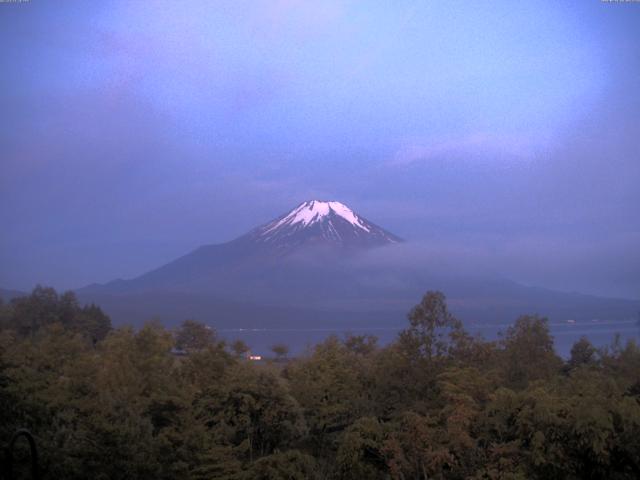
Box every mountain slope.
[81,200,400,295]
[77,200,640,328]
[250,200,401,250]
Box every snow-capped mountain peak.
[250,200,401,251]
[264,200,370,233]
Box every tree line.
[1,286,639,479]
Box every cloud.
[347,232,640,300]
[390,132,547,166]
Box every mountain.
[251,200,401,251]
[80,200,400,295]
[0,287,25,302]
[77,200,640,330]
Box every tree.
[72,303,112,344]
[600,337,640,391]
[231,339,250,358]
[0,297,11,330]
[398,291,465,362]
[240,450,319,480]
[1,287,111,343]
[195,365,307,463]
[270,343,289,361]
[384,412,453,480]
[567,336,597,371]
[368,343,419,416]
[175,320,216,352]
[500,315,562,389]
[343,334,378,356]
[336,417,388,479]
[3,287,640,479]
[8,285,60,337]
[286,336,370,441]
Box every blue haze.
[0,1,639,301]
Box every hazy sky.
[1,0,639,298]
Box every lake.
[219,319,639,358]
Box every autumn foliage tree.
[1,287,639,479]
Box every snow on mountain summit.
[249,200,401,251]
[265,200,371,233]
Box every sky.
[1,0,639,299]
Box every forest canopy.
[1,287,639,479]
